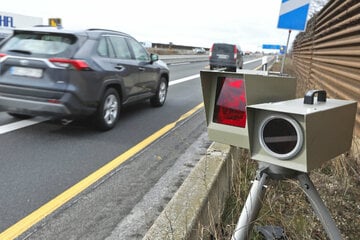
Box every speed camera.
[200,70,296,149]
[247,90,357,172]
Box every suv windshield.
[1,32,77,57]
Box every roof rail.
[33,25,63,29]
[86,28,127,35]
[33,25,53,27]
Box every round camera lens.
[263,118,297,154]
[259,114,303,160]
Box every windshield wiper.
[8,49,32,55]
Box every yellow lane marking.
[0,102,204,240]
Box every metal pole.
[280,30,291,74]
[297,173,342,240]
[232,172,268,240]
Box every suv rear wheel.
[94,88,120,131]
[150,77,168,107]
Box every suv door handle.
[138,67,146,71]
[115,65,124,71]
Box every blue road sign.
[277,0,310,31]
[279,45,286,54]
[263,44,281,50]
[262,44,287,54]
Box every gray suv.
[0,27,169,130]
[209,43,243,72]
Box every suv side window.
[97,37,116,58]
[97,37,112,58]
[109,36,132,60]
[127,38,149,62]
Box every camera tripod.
[231,163,342,240]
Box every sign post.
[280,30,292,74]
[277,0,311,74]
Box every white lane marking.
[170,62,191,66]
[169,74,200,86]
[0,117,48,134]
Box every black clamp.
[255,225,288,240]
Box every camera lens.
[259,114,303,160]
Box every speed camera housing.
[247,91,357,172]
[200,70,296,149]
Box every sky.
[0,0,312,52]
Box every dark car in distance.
[0,27,169,130]
[209,43,243,72]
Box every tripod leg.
[297,173,342,240]
[232,172,268,240]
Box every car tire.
[150,77,168,107]
[7,112,32,119]
[94,88,120,131]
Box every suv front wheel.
[150,77,168,107]
[94,88,120,131]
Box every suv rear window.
[212,44,234,53]
[1,32,77,57]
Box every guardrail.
[159,54,268,67]
[159,54,209,65]
[292,0,360,136]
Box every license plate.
[217,54,229,59]
[11,66,43,78]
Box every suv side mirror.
[150,53,159,63]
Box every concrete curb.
[143,142,239,240]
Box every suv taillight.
[233,46,237,59]
[49,58,89,71]
[0,53,6,58]
[209,44,214,58]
